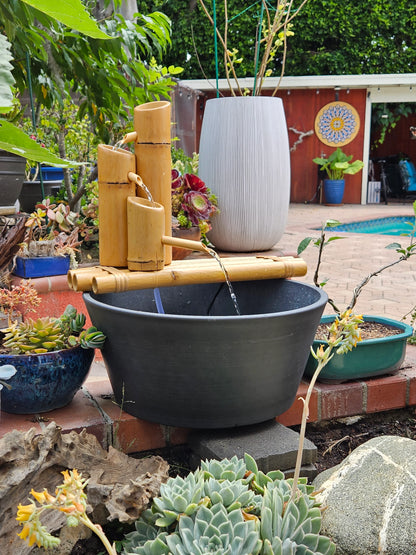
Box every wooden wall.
[173,86,367,204]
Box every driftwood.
[0,215,27,284]
[0,422,169,554]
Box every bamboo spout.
[161,235,208,254]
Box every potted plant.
[0,282,105,413]
[313,147,364,205]
[197,1,308,251]
[171,168,218,258]
[14,199,82,278]
[299,202,416,382]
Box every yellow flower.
[16,503,35,522]
[30,489,46,504]
[17,524,30,540]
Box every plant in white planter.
[197,1,310,251]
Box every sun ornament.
[314,101,360,147]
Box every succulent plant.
[1,304,105,354]
[122,455,336,555]
[3,318,67,354]
[204,477,258,512]
[166,504,262,555]
[151,472,206,527]
[201,455,249,482]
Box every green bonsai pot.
[304,315,413,383]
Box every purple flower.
[183,174,207,194]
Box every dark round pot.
[324,179,345,205]
[304,315,413,383]
[84,279,327,428]
[0,345,94,414]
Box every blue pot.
[324,179,345,205]
[304,315,414,383]
[30,166,64,181]
[14,256,70,278]
[0,345,94,414]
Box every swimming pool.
[325,216,415,236]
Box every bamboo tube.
[68,256,307,292]
[162,235,209,253]
[90,257,308,294]
[134,101,172,264]
[68,266,130,291]
[97,144,136,267]
[127,197,165,271]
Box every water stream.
[202,245,241,316]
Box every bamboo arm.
[161,235,208,253]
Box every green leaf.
[0,33,14,113]
[0,119,80,166]
[385,242,402,250]
[326,236,346,242]
[324,219,341,227]
[21,0,110,39]
[297,237,313,255]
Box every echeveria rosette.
[171,170,218,240]
[182,191,213,226]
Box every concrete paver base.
[189,419,317,479]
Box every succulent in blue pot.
[0,283,105,413]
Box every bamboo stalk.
[134,101,172,264]
[97,145,136,267]
[68,257,307,292]
[90,257,307,294]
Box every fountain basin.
[84,279,327,428]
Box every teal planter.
[304,315,414,383]
[324,179,345,205]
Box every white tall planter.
[199,96,290,252]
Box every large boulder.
[313,435,416,555]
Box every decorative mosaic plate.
[314,101,360,146]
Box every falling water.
[202,245,241,315]
[137,180,154,203]
[112,139,125,151]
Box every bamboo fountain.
[73,100,327,428]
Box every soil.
[315,320,402,341]
[69,407,416,553]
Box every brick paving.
[279,202,416,321]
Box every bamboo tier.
[68,255,307,294]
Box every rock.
[0,422,169,554]
[313,435,416,555]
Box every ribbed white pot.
[199,96,290,252]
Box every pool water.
[326,216,415,236]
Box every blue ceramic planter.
[14,256,70,278]
[0,345,94,414]
[324,179,345,205]
[304,315,414,383]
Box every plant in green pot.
[0,282,105,413]
[313,148,364,205]
[299,202,416,383]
